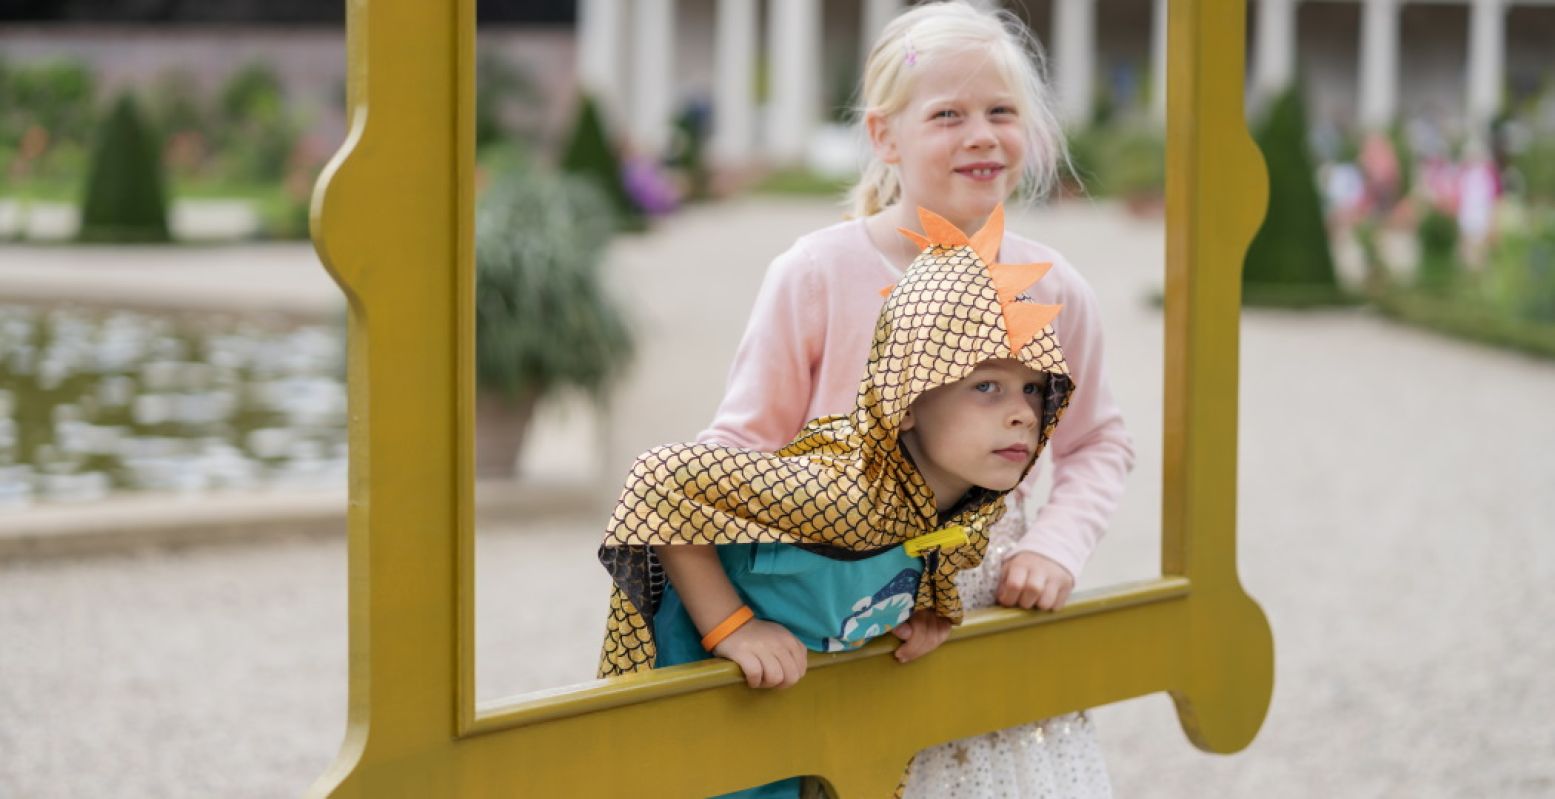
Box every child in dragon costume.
[597,206,1074,797]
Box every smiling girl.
[697,2,1134,795]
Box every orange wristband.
[700,605,755,652]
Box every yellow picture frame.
[306,1,1274,795]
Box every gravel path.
[3,198,1551,797]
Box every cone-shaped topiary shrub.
[560,93,641,229]
[1415,207,1459,292]
[77,93,171,243]
[1244,84,1342,305]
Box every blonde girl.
[699,2,1134,795]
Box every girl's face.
[870,47,1028,231]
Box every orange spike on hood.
[915,207,971,248]
[991,262,1053,305]
[968,204,1004,266]
[897,227,932,252]
[1002,302,1064,354]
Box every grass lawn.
[2,177,307,240]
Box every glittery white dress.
[900,493,1113,799]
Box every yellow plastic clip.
[903,525,969,558]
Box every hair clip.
[904,35,918,67]
[904,525,969,557]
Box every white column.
[1053,0,1097,127]
[712,0,758,163]
[576,0,623,115]
[1466,0,1506,129]
[631,0,676,154]
[861,0,904,64]
[1253,0,1299,102]
[1358,0,1400,130]
[1150,0,1168,123]
[767,0,822,163]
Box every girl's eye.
[973,381,997,393]
[933,108,959,120]
[992,105,1017,116]
[1023,382,1042,395]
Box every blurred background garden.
[2,1,1554,511]
[2,1,1554,513]
[2,1,1553,797]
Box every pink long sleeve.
[696,235,827,452]
[698,220,890,451]
[698,219,1134,580]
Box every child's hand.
[997,551,1075,610]
[712,619,809,689]
[890,609,951,663]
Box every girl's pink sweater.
[697,218,1135,579]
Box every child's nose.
[1007,398,1037,426]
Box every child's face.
[899,358,1045,511]
[874,48,1028,231]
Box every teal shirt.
[653,542,924,799]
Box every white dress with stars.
[900,493,1113,799]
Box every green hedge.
[1374,289,1555,360]
[1372,208,1555,359]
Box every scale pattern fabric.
[599,206,1075,677]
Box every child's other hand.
[713,619,809,689]
[997,551,1075,610]
[890,609,951,663]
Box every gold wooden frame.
[306,1,1273,795]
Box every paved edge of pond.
[0,242,343,323]
[0,477,610,560]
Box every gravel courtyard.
[3,198,1551,797]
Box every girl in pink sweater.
[698,2,1134,795]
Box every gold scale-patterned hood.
[598,205,1074,677]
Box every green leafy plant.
[1388,120,1414,198]
[1352,219,1390,296]
[1063,124,1164,200]
[1,57,98,194]
[1108,130,1166,200]
[668,101,711,201]
[1485,210,1555,323]
[146,69,211,181]
[475,167,633,402]
[1514,133,1555,206]
[76,93,170,243]
[214,62,297,183]
[0,57,96,148]
[476,52,540,152]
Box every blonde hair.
[848,1,1068,218]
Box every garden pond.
[0,303,347,509]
